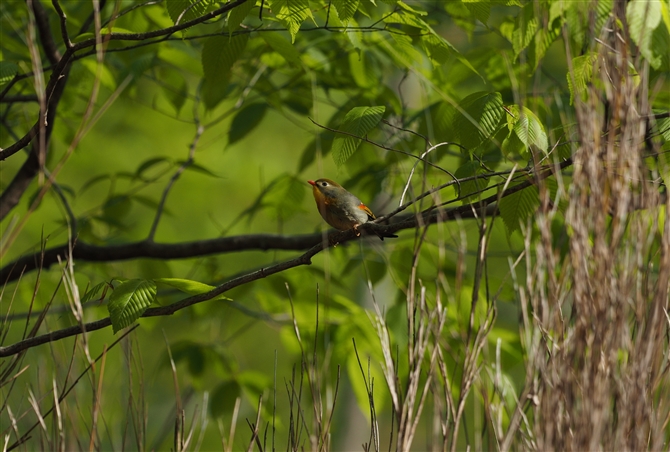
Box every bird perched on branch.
[308,178,398,241]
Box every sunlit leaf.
[331,106,386,166]
[0,61,18,85]
[155,278,231,301]
[108,279,157,333]
[454,92,504,151]
[627,0,663,68]
[332,0,360,23]
[566,52,599,105]
[269,0,313,43]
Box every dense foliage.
[1,0,669,450]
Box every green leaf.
[455,92,504,150]
[332,0,360,23]
[421,33,455,66]
[80,59,116,90]
[498,185,539,234]
[512,3,538,57]
[166,0,209,25]
[349,51,377,88]
[396,1,427,15]
[528,13,561,70]
[134,157,171,180]
[378,33,422,68]
[385,10,429,29]
[463,0,491,25]
[228,103,268,145]
[627,0,663,69]
[159,67,188,114]
[331,106,386,166]
[108,279,156,333]
[102,195,133,222]
[262,33,302,67]
[455,161,490,203]
[657,112,670,141]
[511,106,548,153]
[201,34,249,110]
[81,281,110,303]
[567,52,598,105]
[155,278,231,301]
[228,0,256,33]
[269,0,313,43]
[170,341,207,376]
[210,380,241,418]
[73,27,134,42]
[0,61,18,85]
[180,161,221,178]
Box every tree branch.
[0,160,581,284]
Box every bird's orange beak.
[308,180,316,186]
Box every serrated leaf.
[201,34,249,110]
[528,14,561,70]
[82,281,110,303]
[155,278,231,301]
[331,106,386,166]
[396,0,427,15]
[455,92,504,150]
[627,0,663,69]
[228,103,268,145]
[166,0,208,25]
[262,33,302,66]
[332,0,360,23]
[269,0,313,43]
[228,0,256,33]
[657,113,670,141]
[385,10,429,29]
[0,61,19,85]
[378,33,422,68]
[463,0,491,25]
[512,3,538,56]
[513,106,548,152]
[421,33,455,66]
[108,279,156,333]
[498,185,539,233]
[567,52,598,105]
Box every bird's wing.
[357,203,376,220]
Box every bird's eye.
[320,182,327,187]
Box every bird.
[308,178,398,241]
